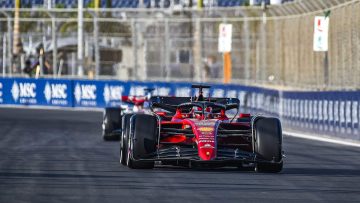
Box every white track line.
[0,105,103,112]
[284,130,360,148]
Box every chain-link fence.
[0,0,359,90]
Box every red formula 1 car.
[120,85,283,172]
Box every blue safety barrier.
[0,78,73,107]
[0,77,359,141]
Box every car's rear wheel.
[102,108,122,141]
[126,114,157,169]
[254,117,283,173]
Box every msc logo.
[154,87,171,96]
[226,90,237,98]
[0,82,2,97]
[11,81,36,102]
[129,86,147,96]
[212,89,224,97]
[175,87,191,97]
[44,82,67,103]
[74,83,97,103]
[104,84,124,104]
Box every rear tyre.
[254,117,283,173]
[102,108,122,141]
[127,114,157,169]
[120,114,133,165]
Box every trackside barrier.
[0,77,359,142]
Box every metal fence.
[0,0,359,90]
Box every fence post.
[132,19,138,80]
[261,4,267,84]
[93,13,100,79]
[77,0,84,76]
[6,13,13,76]
[51,13,58,78]
[2,34,6,76]
[164,19,170,81]
[243,17,250,83]
[193,17,202,82]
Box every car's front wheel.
[120,114,133,165]
[254,117,283,173]
[126,114,157,169]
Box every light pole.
[77,0,84,76]
[0,11,13,76]
[93,0,100,79]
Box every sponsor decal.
[103,84,124,105]
[200,143,215,149]
[212,89,224,98]
[300,100,304,119]
[328,100,333,122]
[314,100,318,120]
[238,91,246,106]
[175,87,191,97]
[226,90,237,98]
[318,100,323,121]
[250,93,256,108]
[11,81,19,102]
[323,100,328,121]
[194,121,215,126]
[154,87,171,96]
[309,100,313,120]
[257,93,264,109]
[340,101,345,123]
[198,127,213,132]
[74,83,97,106]
[346,101,351,124]
[352,101,358,124]
[129,85,147,96]
[334,101,339,122]
[44,82,68,105]
[0,82,3,103]
[11,81,37,104]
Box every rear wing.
[150,96,240,112]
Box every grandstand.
[0,0,296,8]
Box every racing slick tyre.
[102,108,122,141]
[254,117,283,173]
[126,114,157,169]
[120,114,133,166]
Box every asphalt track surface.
[0,108,360,203]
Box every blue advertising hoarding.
[0,77,359,141]
[0,78,72,107]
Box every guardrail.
[0,77,359,142]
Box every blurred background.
[1,0,358,90]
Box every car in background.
[102,88,155,141]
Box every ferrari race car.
[102,88,155,141]
[119,85,284,173]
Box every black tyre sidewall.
[254,117,283,173]
[103,108,122,138]
[127,114,157,169]
[120,114,133,165]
